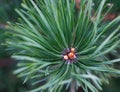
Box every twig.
[69,80,76,92]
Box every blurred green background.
[0,0,29,92]
[0,0,120,92]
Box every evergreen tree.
[7,0,120,92]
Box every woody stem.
[69,80,76,92]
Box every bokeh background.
[0,0,120,92]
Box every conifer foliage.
[7,0,120,92]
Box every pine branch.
[6,0,120,92]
